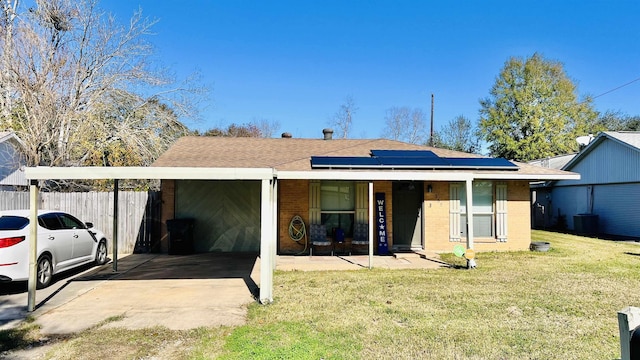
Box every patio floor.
[276,251,448,271]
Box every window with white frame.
[320,181,355,237]
[450,181,508,242]
[460,181,494,238]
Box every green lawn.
[3,230,639,359]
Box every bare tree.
[252,118,281,138]
[0,0,204,170]
[382,106,427,144]
[198,123,261,137]
[431,115,481,153]
[0,0,19,120]
[330,96,357,139]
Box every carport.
[23,166,277,312]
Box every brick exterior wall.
[278,179,310,254]
[276,179,532,254]
[423,181,452,252]
[277,180,396,254]
[463,180,531,252]
[162,178,531,255]
[424,180,532,253]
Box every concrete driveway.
[0,253,261,334]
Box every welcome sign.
[375,192,389,255]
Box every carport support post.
[259,178,273,303]
[27,180,39,312]
[272,178,278,271]
[112,179,119,271]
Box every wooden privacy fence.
[0,191,161,254]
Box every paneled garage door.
[176,180,261,252]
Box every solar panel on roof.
[370,150,438,158]
[376,156,449,167]
[446,158,518,169]
[311,153,518,170]
[311,156,380,168]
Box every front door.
[392,182,423,251]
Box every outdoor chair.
[309,224,332,256]
[351,223,369,254]
[332,227,348,255]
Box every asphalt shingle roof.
[604,131,640,151]
[152,136,573,177]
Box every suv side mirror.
[85,222,94,229]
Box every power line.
[593,76,640,99]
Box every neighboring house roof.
[153,136,576,180]
[0,131,27,146]
[562,131,640,171]
[0,131,27,187]
[0,168,27,186]
[0,131,15,141]
[528,153,577,170]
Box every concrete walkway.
[0,251,446,335]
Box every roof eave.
[474,173,580,181]
[278,170,474,181]
[277,170,577,181]
[25,166,276,180]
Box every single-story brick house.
[23,130,578,305]
[152,130,578,256]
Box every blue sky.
[105,1,640,139]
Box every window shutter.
[496,182,508,242]
[309,180,321,224]
[355,182,368,224]
[449,184,461,242]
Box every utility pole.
[429,94,434,146]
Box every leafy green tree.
[431,115,481,153]
[596,110,640,131]
[478,53,599,161]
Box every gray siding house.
[531,131,640,238]
[0,131,27,190]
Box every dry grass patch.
[234,231,639,359]
[2,231,638,359]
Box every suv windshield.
[0,216,29,230]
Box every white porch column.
[271,178,278,271]
[27,180,39,312]
[465,178,476,268]
[368,181,374,269]
[259,178,274,303]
